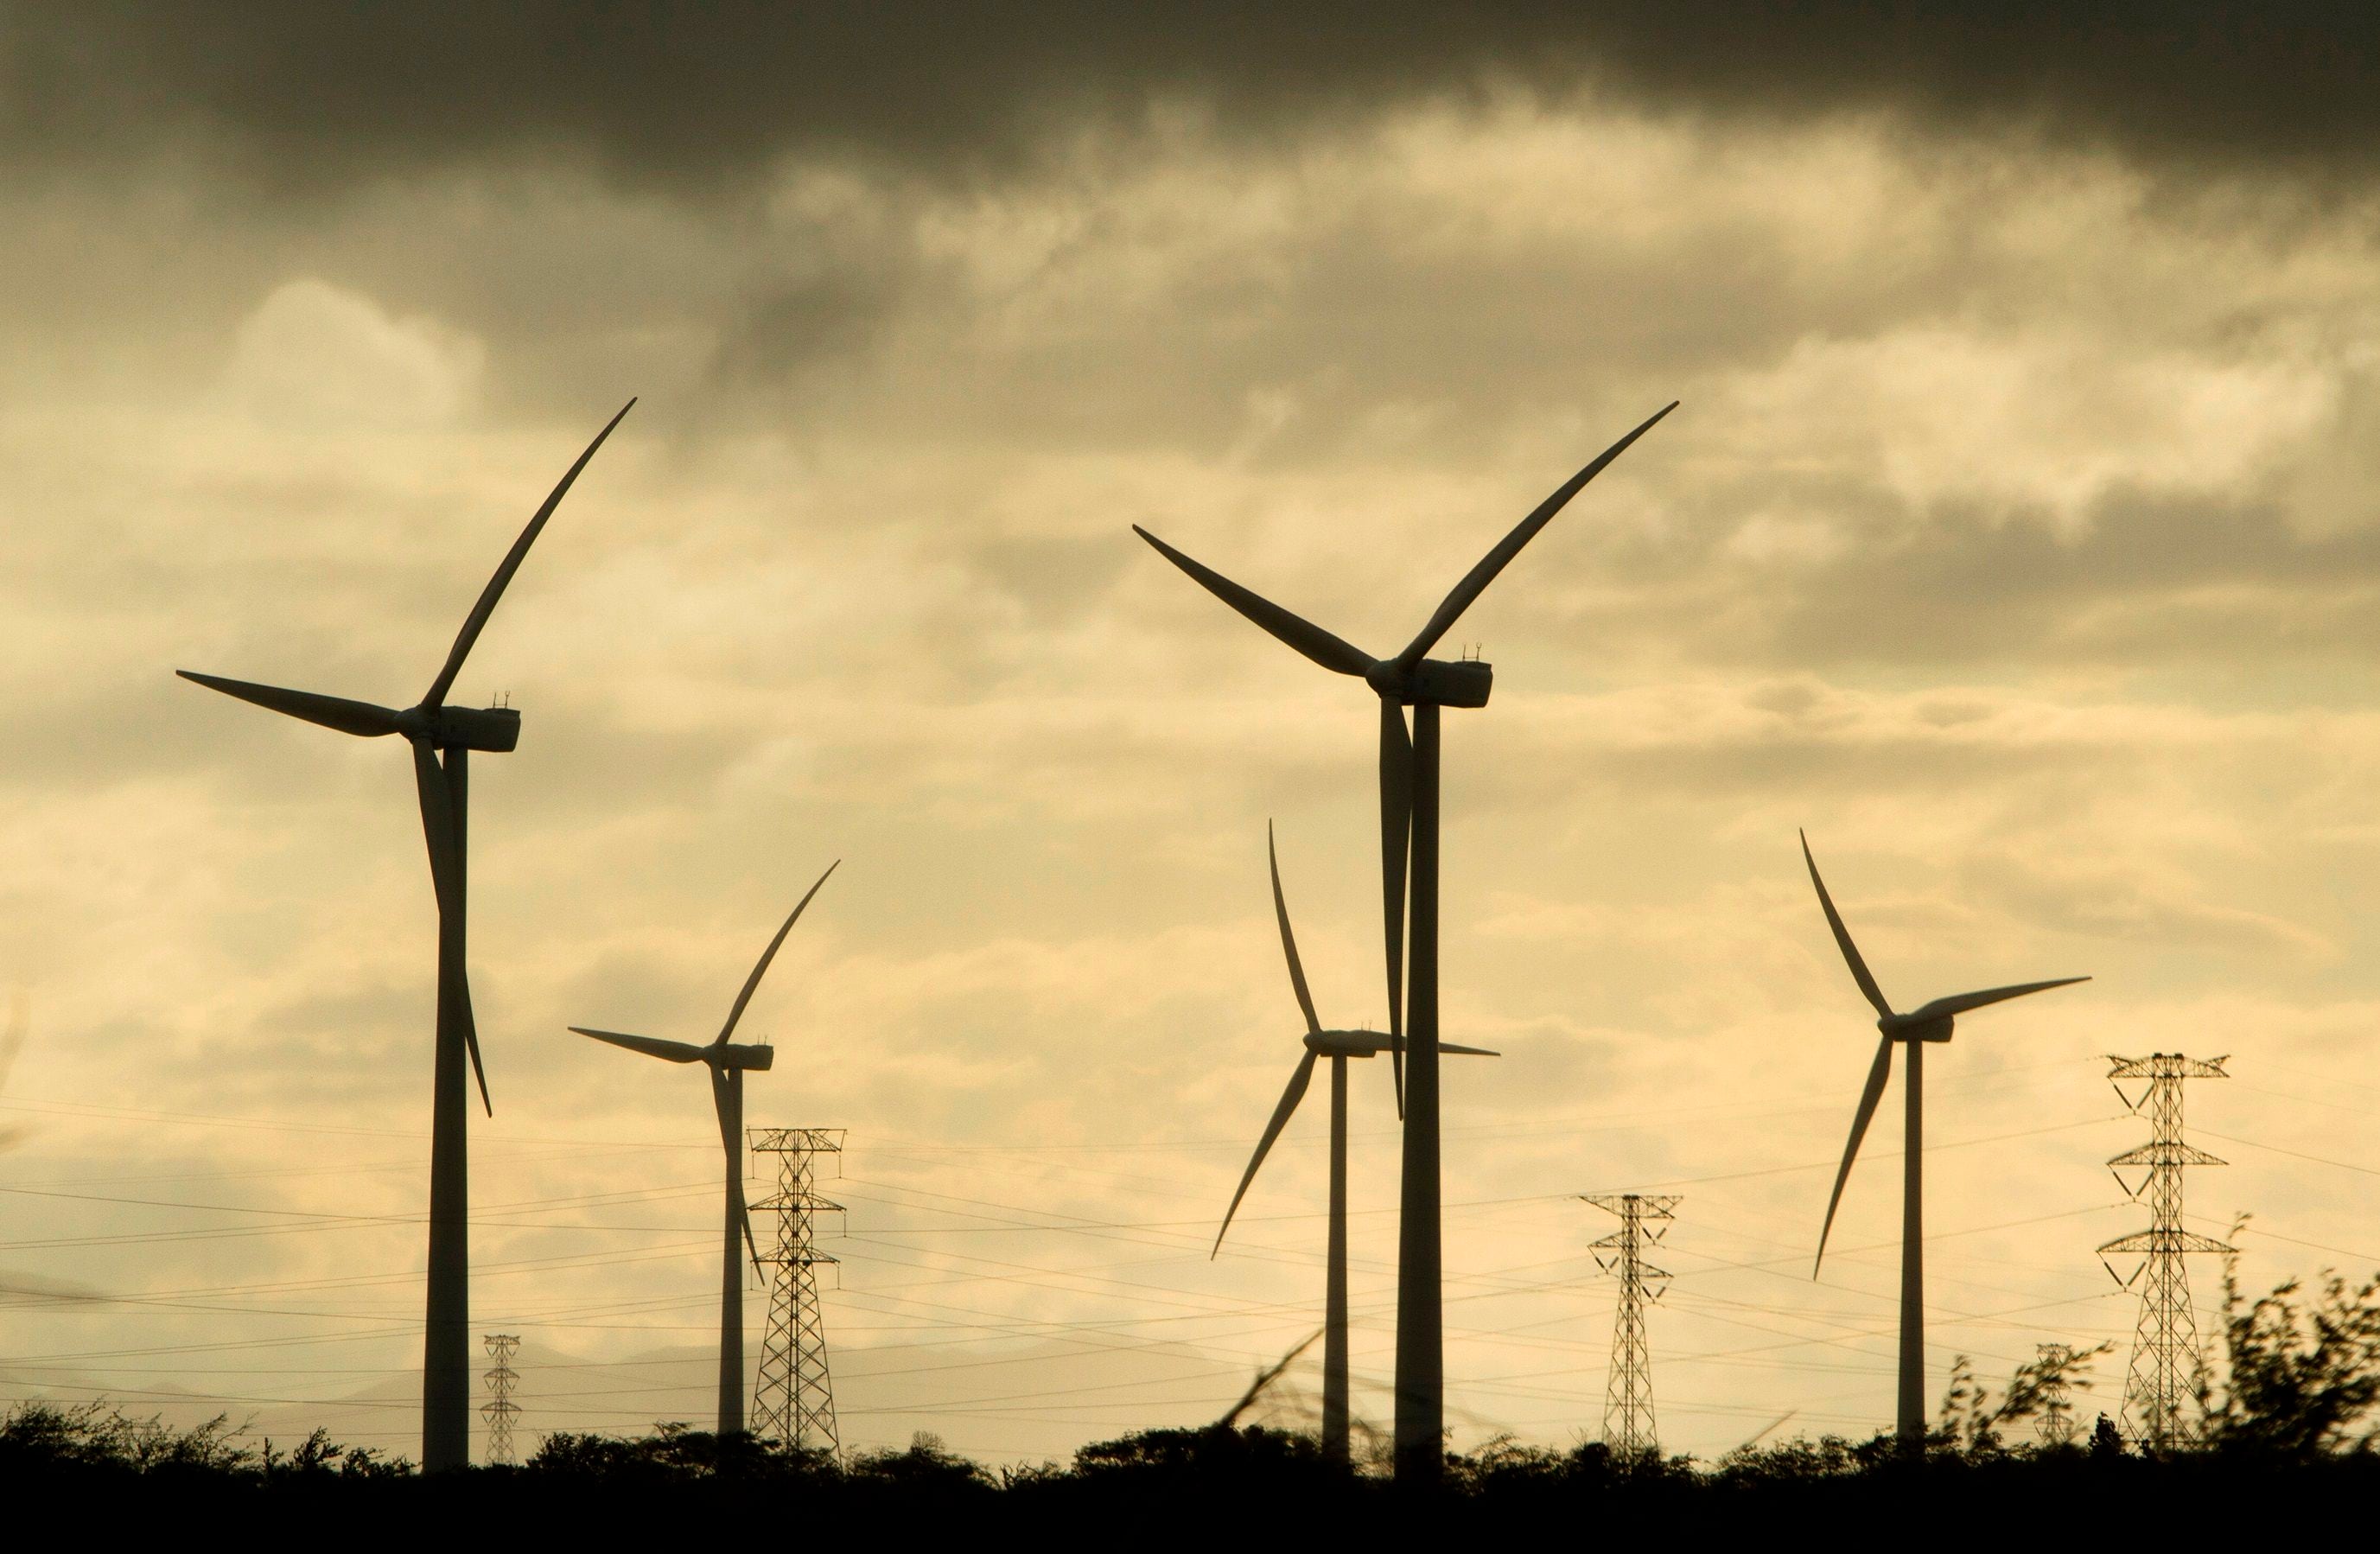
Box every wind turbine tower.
[2096,1053,2231,1450]
[1801,831,2088,1446]
[751,1126,844,1456]
[178,402,633,1468]
[1212,825,1494,1465]
[570,864,837,1439]
[1137,403,1675,1474]
[1583,1192,1677,1458]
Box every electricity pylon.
[1583,1192,1677,1458]
[2096,1053,2231,1450]
[750,1127,843,1455]
[480,1333,519,1466]
[2035,1342,2083,1446]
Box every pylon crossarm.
[2109,1142,2226,1168]
[2097,1228,2233,1256]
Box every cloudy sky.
[5,3,2380,1464]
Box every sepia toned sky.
[5,4,2380,1462]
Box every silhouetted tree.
[2204,1232,2380,1457]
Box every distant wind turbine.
[570,861,837,1440]
[1137,401,1674,1473]
[1212,825,1494,1466]
[177,401,633,1470]
[1801,830,2087,1446]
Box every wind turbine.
[1136,401,1674,1473]
[1801,830,2087,1446]
[570,861,837,1440]
[176,400,633,1470]
[1212,825,1494,1465]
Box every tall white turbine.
[570,862,837,1439]
[1212,825,1494,1464]
[1802,831,2088,1445]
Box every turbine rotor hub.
[1880,1013,1955,1043]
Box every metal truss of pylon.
[2035,1342,2083,1447]
[750,1127,843,1456]
[480,1333,520,1467]
[1582,1192,1678,1458]
[2095,1054,2232,1451]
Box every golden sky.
[3,6,2378,1462]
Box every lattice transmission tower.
[480,1333,519,1466]
[1582,1192,1678,1458]
[750,1127,843,1456]
[2035,1342,2083,1446]
[2095,1054,2231,1450]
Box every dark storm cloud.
[5,3,2377,195]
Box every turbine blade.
[1814,1034,1894,1276]
[1378,698,1411,1121]
[1131,525,1376,677]
[175,672,404,739]
[1390,401,1677,672]
[1212,1052,1318,1257]
[717,860,839,1046]
[716,1070,762,1271]
[423,398,634,707]
[1801,830,1892,1020]
[570,1027,710,1063]
[1908,978,2090,1023]
[1267,823,1321,1036]
[410,741,489,1115]
[734,1172,760,1271]
[457,967,492,1118]
[411,738,461,917]
[1439,1041,1499,1056]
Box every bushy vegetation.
[10,1259,2379,1526]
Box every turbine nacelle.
[1879,1012,1955,1044]
[1366,658,1492,710]
[416,702,522,752]
[713,1041,774,1072]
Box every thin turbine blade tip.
[1392,400,1679,670]
[715,859,839,1046]
[1814,1035,1893,1275]
[1130,525,1376,677]
[1268,823,1321,1035]
[423,401,633,707]
[1800,831,1892,1019]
